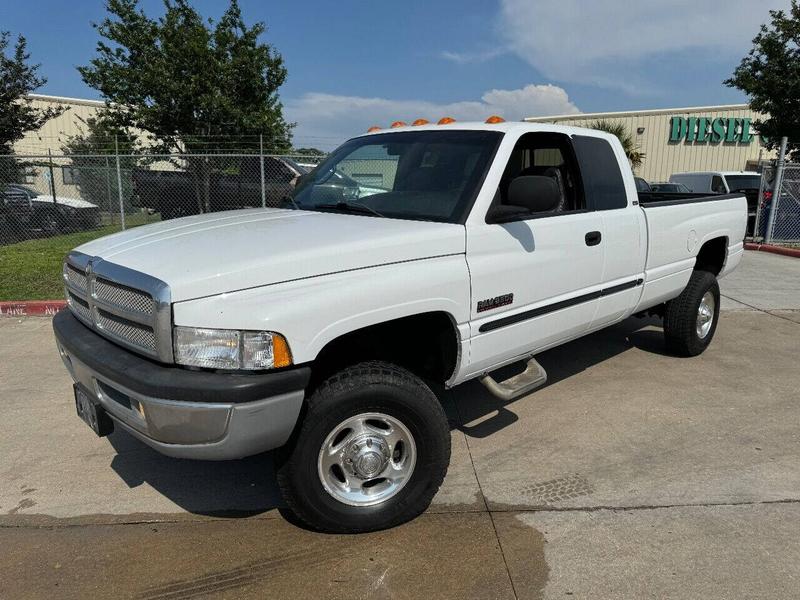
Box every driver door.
[464,132,604,378]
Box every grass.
[0,213,157,301]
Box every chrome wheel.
[696,290,715,339]
[318,412,416,507]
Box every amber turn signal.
[272,334,293,369]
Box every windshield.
[725,175,761,190]
[289,130,502,223]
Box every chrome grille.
[94,278,155,315]
[65,264,88,293]
[67,291,92,322]
[63,252,172,362]
[95,309,157,352]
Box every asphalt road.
[2,250,799,599]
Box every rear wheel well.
[308,312,459,392]
[695,237,727,275]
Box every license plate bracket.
[74,384,114,437]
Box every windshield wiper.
[313,201,384,218]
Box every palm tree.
[588,119,646,170]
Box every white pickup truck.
[54,121,746,532]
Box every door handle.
[585,231,602,246]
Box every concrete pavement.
[1,250,799,599]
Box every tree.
[725,1,800,159]
[79,0,293,212]
[589,119,645,170]
[294,147,325,156]
[61,115,138,214]
[0,31,65,185]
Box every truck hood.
[75,208,465,301]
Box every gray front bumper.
[53,309,307,461]
[60,345,304,460]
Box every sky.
[0,0,791,149]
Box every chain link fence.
[0,151,327,246]
[753,164,800,245]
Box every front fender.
[172,255,471,364]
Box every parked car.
[669,171,761,235]
[54,121,746,533]
[650,182,691,193]
[0,183,100,240]
[131,156,307,220]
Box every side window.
[572,135,627,210]
[495,132,585,218]
[711,176,726,194]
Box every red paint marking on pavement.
[0,301,66,317]
[745,242,800,259]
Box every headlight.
[173,327,292,370]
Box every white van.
[669,171,761,195]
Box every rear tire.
[276,361,450,533]
[663,269,720,356]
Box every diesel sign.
[669,116,758,144]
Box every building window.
[62,166,80,185]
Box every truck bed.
[634,191,747,312]
[640,190,759,236]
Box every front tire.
[276,361,450,533]
[663,269,721,356]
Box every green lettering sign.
[696,117,710,143]
[686,117,698,142]
[740,118,753,143]
[668,115,756,144]
[669,117,687,142]
[711,118,726,143]
[725,118,739,143]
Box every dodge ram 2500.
[53,121,747,532]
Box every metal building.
[525,104,775,183]
[13,94,104,197]
[15,94,103,154]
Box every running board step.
[479,357,548,401]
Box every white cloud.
[285,83,579,150]
[498,0,791,89]
[440,48,506,64]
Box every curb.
[0,300,66,317]
[745,242,800,259]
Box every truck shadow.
[106,433,284,517]
[448,314,669,440]
[105,314,669,519]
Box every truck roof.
[355,120,616,141]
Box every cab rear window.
[572,136,627,210]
